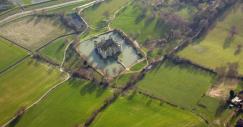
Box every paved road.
[0,0,98,25]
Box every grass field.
[137,60,215,109]
[111,4,166,43]
[82,0,130,29]
[40,36,72,64]
[113,73,136,88]
[12,78,112,127]
[110,1,198,44]
[0,37,28,72]
[0,15,70,50]
[178,3,243,75]
[196,96,222,122]
[0,58,67,126]
[91,93,207,127]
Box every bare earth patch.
[0,16,70,50]
[207,79,239,99]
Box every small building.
[95,38,122,59]
[229,91,243,108]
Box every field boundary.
[0,35,32,53]
[166,55,243,80]
[1,74,70,127]
[36,32,78,52]
[0,55,30,76]
[136,89,210,125]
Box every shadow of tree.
[135,14,145,24]
[7,114,23,127]
[223,36,234,49]
[215,100,228,117]
[80,82,97,95]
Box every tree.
[235,44,242,55]
[215,66,227,81]
[227,62,239,78]
[236,119,243,127]
[226,25,238,43]
[229,90,236,100]
[102,11,110,19]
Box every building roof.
[96,38,118,51]
[95,38,121,59]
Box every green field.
[110,1,198,44]
[82,0,130,29]
[12,78,112,127]
[178,3,243,75]
[111,4,166,43]
[40,36,72,64]
[114,73,136,88]
[0,58,67,126]
[0,37,28,72]
[91,93,207,127]
[137,60,215,109]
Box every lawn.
[82,0,130,29]
[0,58,67,126]
[0,15,70,50]
[137,60,215,109]
[0,37,28,72]
[40,36,72,64]
[178,3,243,75]
[91,93,207,127]
[130,60,147,71]
[12,78,112,127]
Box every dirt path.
[1,74,70,127]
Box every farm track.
[1,0,241,127]
[1,74,70,127]
[0,0,97,78]
[0,1,103,126]
[82,1,242,127]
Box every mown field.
[91,93,207,127]
[0,58,67,126]
[137,60,215,109]
[178,3,243,75]
[0,37,28,72]
[0,15,70,50]
[82,0,130,29]
[12,78,112,127]
[40,36,72,64]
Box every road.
[0,0,99,25]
